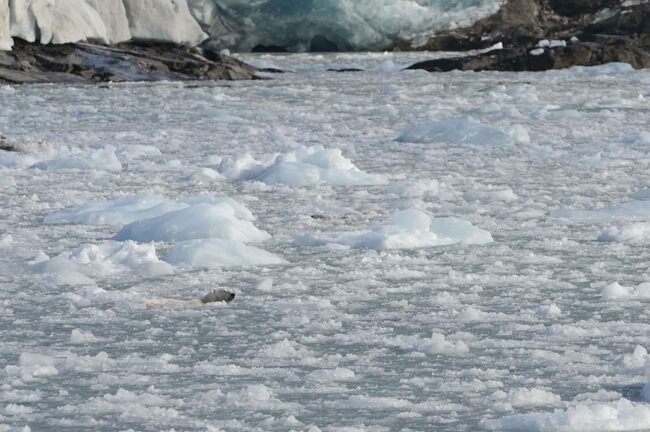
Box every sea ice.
[396,117,527,145]
[163,238,285,268]
[296,208,493,250]
[553,200,650,222]
[113,202,270,243]
[30,146,122,172]
[598,223,650,244]
[219,146,387,187]
[45,195,254,227]
[29,241,173,281]
[481,399,650,431]
[602,281,650,300]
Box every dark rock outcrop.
[0,40,260,84]
[399,0,650,72]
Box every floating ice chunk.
[46,195,253,227]
[0,174,16,186]
[260,339,311,359]
[546,63,635,77]
[507,388,562,408]
[615,345,648,369]
[417,333,469,356]
[463,187,517,203]
[71,388,180,422]
[481,398,650,431]
[296,209,492,250]
[553,200,650,222]
[536,303,561,318]
[45,195,186,226]
[602,281,650,300]
[308,368,355,382]
[114,202,269,243]
[39,270,95,286]
[0,233,13,247]
[183,167,225,182]
[70,329,99,344]
[332,395,413,410]
[29,241,173,278]
[396,117,524,145]
[225,384,283,408]
[632,187,650,200]
[529,48,545,56]
[31,146,122,172]
[598,223,650,244]
[219,146,387,187]
[5,353,58,382]
[163,239,285,268]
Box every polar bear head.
[201,288,236,304]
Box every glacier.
[0,0,504,52]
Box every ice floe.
[296,209,493,250]
[396,117,529,145]
[163,239,285,268]
[45,195,254,227]
[114,202,270,243]
[598,222,650,244]
[602,281,650,300]
[0,145,124,171]
[219,145,387,186]
[553,200,650,222]
[29,241,173,282]
[481,399,650,431]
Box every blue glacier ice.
[190,0,505,51]
[1,0,504,52]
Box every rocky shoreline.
[0,40,260,84]
[400,0,650,72]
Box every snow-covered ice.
[2,53,650,431]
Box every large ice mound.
[296,208,493,250]
[163,239,285,268]
[396,117,528,145]
[45,194,281,269]
[3,146,123,172]
[29,241,173,283]
[45,195,253,227]
[113,202,270,243]
[219,146,387,187]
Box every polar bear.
[144,288,235,306]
